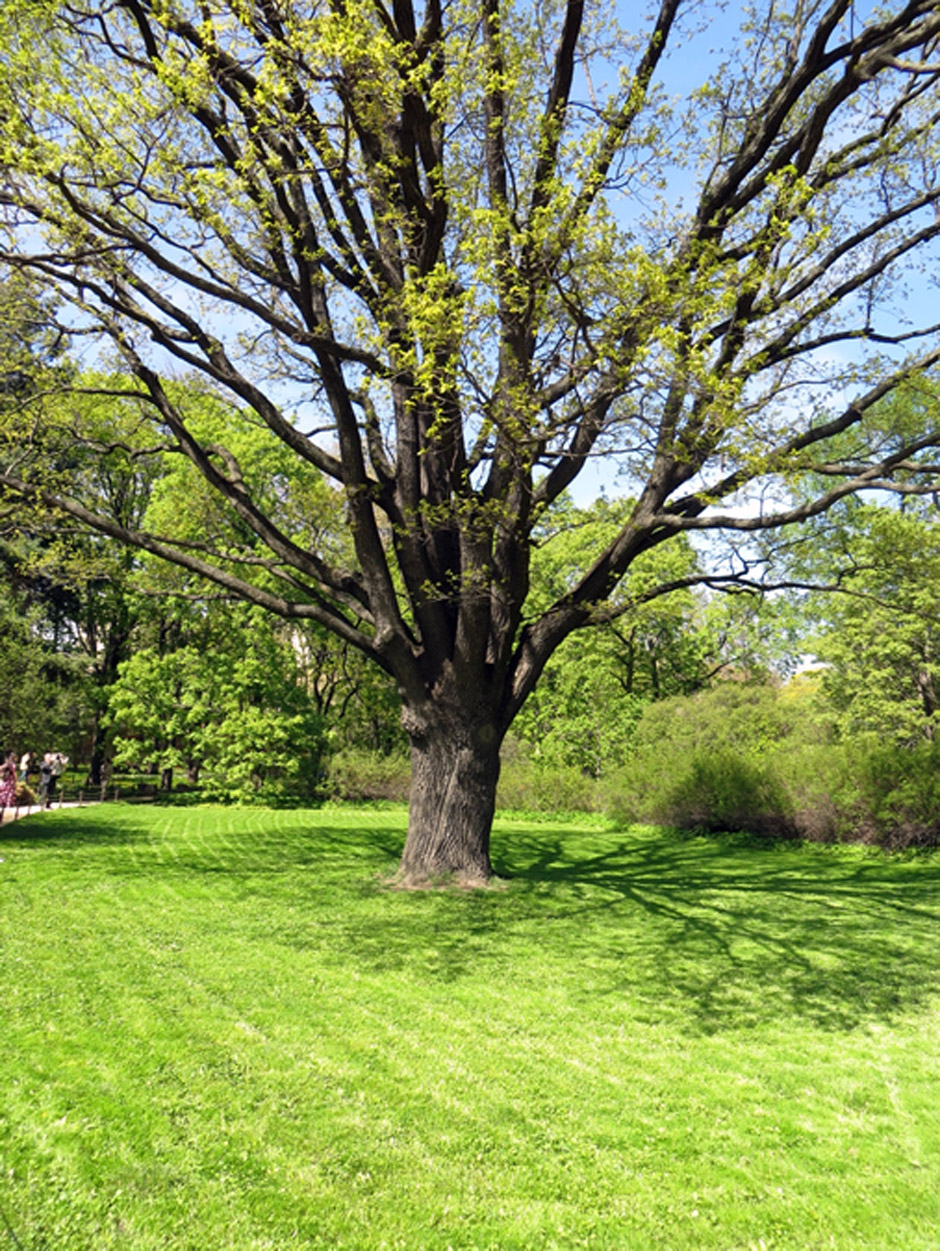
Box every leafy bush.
[605,693,940,849]
[629,681,805,758]
[603,683,805,832]
[835,738,940,848]
[675,749,794,832]
[603,745,794,836]
[325,749,411,803]
[13,781,36,806]
[497,753,599,814]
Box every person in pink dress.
[0,751,18,813]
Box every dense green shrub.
[603,683,805,832]
[603,746,794,835]
[13,781,37,806]
[837,738,940,847]
[324,748,411,803]
[497,752,599,814]
[629,681,805,757]
[605,687,940,848]
[675,749,794,833]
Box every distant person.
[48,752,68,805]
[38,752,55,809]
[0,751,17,814]
[18,750,33,784]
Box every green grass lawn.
[1,804,938,1249]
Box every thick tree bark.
[398,698,502,886]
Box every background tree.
[0,271,68,401]
[0,271,93,758]
[3,0,940,881]
[108,603,328,800]
[513,496,795,775]
[0,576,91,759]
[2,373,169,781]
[791,501,940,744]
[294,624,406,757]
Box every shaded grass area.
[1,805,938,1248]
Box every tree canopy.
[789,500,940,744]
[3,0,940,880]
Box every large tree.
[2,0,940,882]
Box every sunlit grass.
[1,804,938,1248]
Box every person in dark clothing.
[38,752,55,809]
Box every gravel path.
[1,801,94,825]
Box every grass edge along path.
[1,803,938,1249]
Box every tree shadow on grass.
[0,807,154,846]
[0,805,407,863]
[212,816,940,1036]
[487,825,940,1034]
[285,821,940,1034]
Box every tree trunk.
[398,702,501,887]
[917,663,937,739]
[87,727,105,788]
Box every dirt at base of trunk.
[383,869,509,892]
